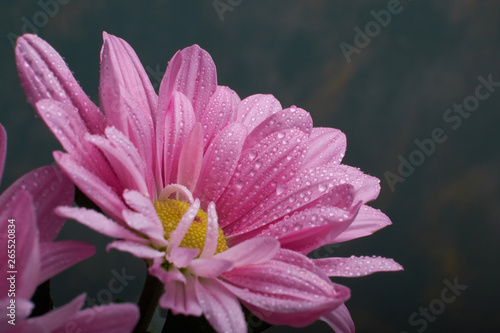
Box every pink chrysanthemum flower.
[15,33,402,332]
[0,124,139,332]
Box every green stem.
[134,273,163,333]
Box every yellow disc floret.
[154,199,228,255]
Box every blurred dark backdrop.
[1,1,499,332]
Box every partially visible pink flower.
[0,124,139,333]
[15,33,402,332]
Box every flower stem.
[134,273,163,333]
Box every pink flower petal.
[159,44,217,119]
[217,128,308,227]
[0,166,74,242]
[107,241,164,259]
[0,124,6,182]
[27,293,85,332]
[36,99,120,191]
[0,190,40,300]
[54,151,126,222]
[100,32,158,122]
[86,131,149,196]
[332,205,392,243]
[270,206,357,254]
[157,91,196,187]
[314,256,404,277]
[160,275,202,316]
[177,123,204,192]
[243,106,313,150]
[201,85,241,148]
[321,304,355,333]
[99,44,155,188]
[189,258,233,278]
[215,237,279,267]
[220,251,350,327]
[200,202,218,259]
[195,278,246,333]
[228,165,362,238]
[168,246,199,268]
[236,94,282,131]
[61,302,139,333]
[119,210,166,246]
[55,206,146,243]
[194,123,247,206]
[38,240,95,285]
[149,258,186,285]
[122,189,164,230]
[15,34,104,134]
[300,127,347,170]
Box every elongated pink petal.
[158,91,196,187]
[160,276,202,316]
[228,165,361,238]
[167,199,200,252]
[0,190,40,300]
[122,210,166,247]
[158,184,194,203]
[273,206,358,254]
[27,294,85,332]
[314,256,403,277]
[122,189,164,231]
[200,202,218,259]
[217,128,308,227]
[243,106,313,151]
[195,279,246,333]
[189,258,233,278]
[300,127,347,170]
[160,44,217,119]
[99,44,155,190]
[0,166,73,242]
[194,123,247,206]
[321,304,355,333]
[177,123,204,192]
[101,32,158,122]
[149,258,186,285]
[15,34,104,134]
[220,258,350,327]
[236,94,282,131]
[168,247,199,268]
[215,237,279,267]
[38,240,95,284]
[0,124,6,182]
[107,241,164,259]
[332,205,392,243]
[54,151,126,222]
[201,85,241,148]
[36,99,120,191]
[86,131,149,196]
[61,302,139,333]
[55,206,146,243]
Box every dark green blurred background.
[1,1,499,332]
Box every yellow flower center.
[154,199,228,255]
